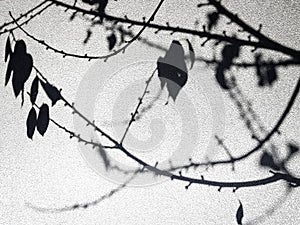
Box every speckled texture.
[0,0,299,225]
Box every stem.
[120,68,157,144]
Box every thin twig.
[207,0,299,58]
[1,3,53,36]
[120,68,157,144]
[9,0,164,61]
[26,169,140,212]
[0,1,48,31]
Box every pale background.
[0,0,299,224]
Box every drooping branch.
[29,61,300,189]
[9,0,165,61]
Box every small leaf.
[215,44,240,89]
[37,103,50,136]
[266,65,277,86]
[107,33,117,51]
[26,107,37,139]
[5,36,12,62]
[30,76,39,105]
[215,65,229,89]
[207,11,219,31]
[186,39,195,69]
[260,151,280,170]
[236,201,244,225]
[83,29,92,44]
[255,54,278,87]
[98,146,110,171]
[40,81,61,106]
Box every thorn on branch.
[251,46,258,52]
[237,28,245,33]
[233,187,239,192]
[170,27,179,35]
[201,38,210,46]
[185,182,192,190]
[154,29,161,34]
[197,3,210,8]
[214,40,222,46]
[226,20,233,25]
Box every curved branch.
[47,0,300,58]
[0,3,53,35]
[31,63,300,189]
[153,76,300,170]
[10,0,165,61]
[0,1,47,31]
[26,170,139,212]
[1,3,53,36]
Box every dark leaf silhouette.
[255,54,278,87]
[107,33,117,51]
[5,57,13,86]
[83,29,92,44]
[236,200,244,225]
[287,143,299,155]
[30,76,39,105]
[207,11,220,31]
[215,65,230,89]
[5,36,12,62]
[37,103,50,136]
[11,40,33,98]
[186,39,195,69]
[98,146,111,171]
[215,44,240,89]
[260,151,280,171]
[265,64,277,85]
[82,0,108,22]
[26,107,37,139]
[157,40,188,102]
[40,81,61,106]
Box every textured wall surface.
[0,0,299,224]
